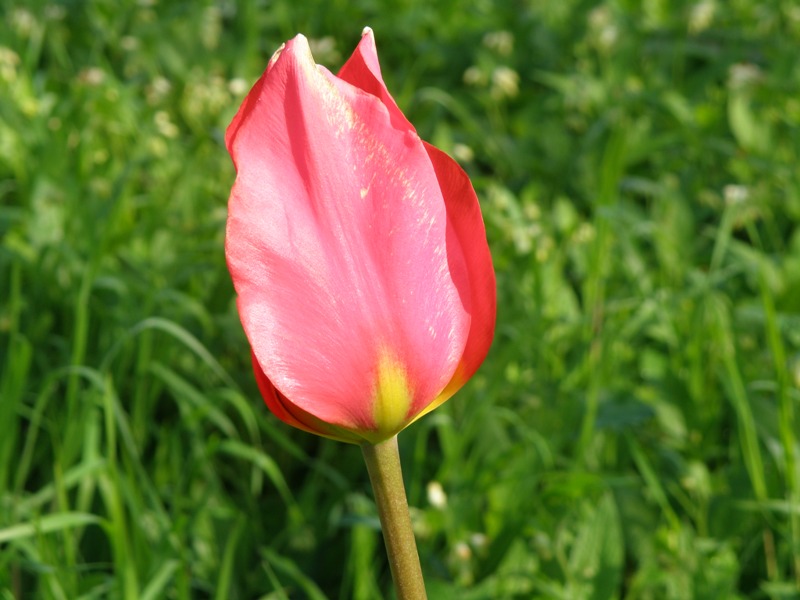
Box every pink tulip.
[225,28,496,444]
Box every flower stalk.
[361,436,427,599]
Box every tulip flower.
[225,28,495,445]
[225,28,495,598]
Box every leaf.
[0,512,105,543]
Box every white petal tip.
[361,26,373,37]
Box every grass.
[2,0,800,598]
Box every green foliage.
[2,0,800,597]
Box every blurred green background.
[2,0,800,598]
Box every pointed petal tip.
[286,32,309,48]
[294,33,312,50]
[266,34,315,72]
[283,33,315,65]
[358,27,377,56]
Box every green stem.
[361,436,427,600]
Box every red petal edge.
[425,142,496,402]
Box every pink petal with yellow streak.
[337,29,496,417]
[225,34,471,437]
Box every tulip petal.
[226,35,471,439]
[336,28,413,134]
[251,351,365,443]
[411,142,497,421]
[337,32,496,417]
